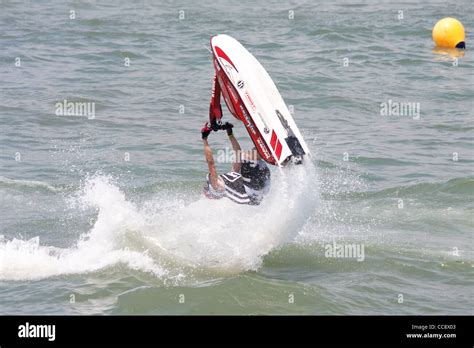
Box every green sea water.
[0,0,472,315]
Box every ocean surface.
[0,0,472,315]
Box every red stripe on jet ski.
[270,130,277,150]
[275,141,282,159]
[214,46,238,72]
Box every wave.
[324,177,474,201]
[387,177,474,196]
[3,165,468,283]
[0,175,167,281]
[0,163,319,281]
[0,176,60,193]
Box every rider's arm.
[228,133,242,173]
[203,138,220,189]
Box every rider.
[201,122,271,205]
